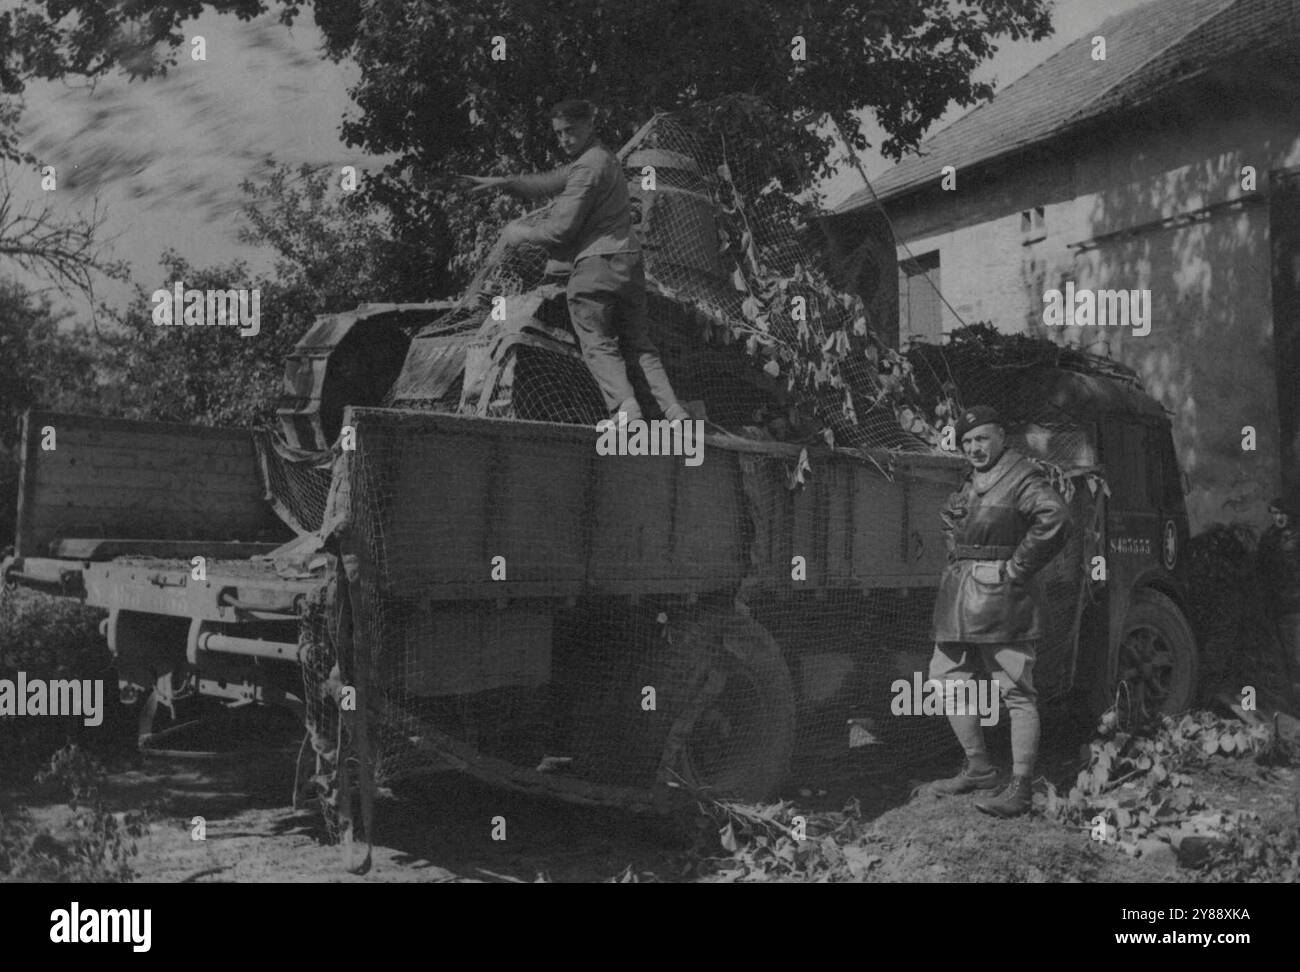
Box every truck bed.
[6,408,968,612]
[333,406,966,600]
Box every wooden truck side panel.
[337,407,967,602]
[13,410,289,559]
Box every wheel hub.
[1117,624,1175,719]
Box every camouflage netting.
[267,106,1125,834]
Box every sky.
[10,0,1154,318]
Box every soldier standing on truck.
[464,99,691,427]
[928,406,1072,818]
[1257,496,1300,692]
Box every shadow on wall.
[1029,110,1294,534]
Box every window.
[1124,424,1150,509]
[1152,426,1184,511]
[1021,206,1046,243]
[1100,419,1150,510]
[898,250,942,344]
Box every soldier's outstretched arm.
[1005,473,1072,583]
[461,168,569,200]
[506,168,571,200]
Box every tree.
[0,278,103,546]
[0,1,278,163]
[238,162,439,307]
[0,279,100,444]
[103,159,427,429]
[0,162,127,302]
[305,0,1053,288]
[103,251,303,428]
[2,0,1053,290]
[0,2,272,88]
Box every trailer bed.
[7,555,320,621]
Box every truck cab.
[1050,374,1198,721]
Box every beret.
[955,405,1004,440]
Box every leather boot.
[974,774,1033,817]
[932,759,1001,795]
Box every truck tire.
[1099,588,1198,721]
[660,609,796,802]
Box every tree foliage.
[238,162,438,307]
[103,251,305,428]
[0,165,128,300]
[309,0,1053,290]
[0,1,272,90]
[1,0,1052,289]
[0,279,100,445]
[308,0,1052,167]
[101,163,422,427]
[0,0,275,163]
[0,278,103,546]
[0,0,1056,439]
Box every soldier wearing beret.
[929,406,1073,817]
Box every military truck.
[0,110,1199,812]
[2,349,1197,810]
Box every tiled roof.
[835,0,1299,212]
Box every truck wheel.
[660,609,795,802]
[1102,589,1198,722]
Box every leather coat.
[932,447,1072,643]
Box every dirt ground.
[5,703,1296,883]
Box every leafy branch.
[707,155,942,450]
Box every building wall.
[879,94,1300,533]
